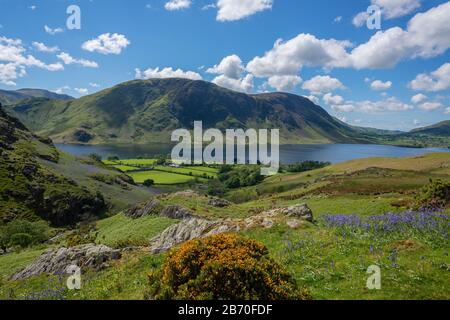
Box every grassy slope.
[0,107,158,225]
[1,153,449,299]
[5,79,370,145]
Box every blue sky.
[0,0,449,131]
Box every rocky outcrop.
[280,204,314,222]
[208,197,232,208]
[149,203,314,253]
[10,244,121,280]
[125,199,161,218]
[160,205,193,219]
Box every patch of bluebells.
[321,210,449,246]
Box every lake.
[56,143,449,164]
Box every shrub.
[0,220,49,249]
[418,179,450,209]
[10,233,33,248]
[147,233,310,300]
[143,179,155,187]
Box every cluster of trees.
[218,165,264,189]
[418,179,450,209]
[281,161,330,173]
[0,220,50,251]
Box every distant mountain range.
[1,79,449,147]
[0,88,73,105]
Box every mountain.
[0,88,73,105]
[4,78,373,145]
[0,103,156,226]
[410,121,450,137]
[4,79,449,147]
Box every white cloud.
[247,34,352,77]
[374,0,421,19]
[445,107,450,114]
[243,2,450,83]
[165,0,192,11]
[0,36,63,85]
[207,54,244,79]
[302,75,345,95]
[202,3,217,10]
[32,41,59,53]
[82,33,130,55]
[216,0,273,22]
[351,2,450,69]
[89,82,100,88]
[409,63,450,92]
[353,0,421,27]
[55,85,70,94]
[323,93,345,106]
[29,5,37,10]
[212,74,254,93]
[356,97,413,113]
[74,88,89,95]
[419,102,443,111]
[411,93,427,104]
[331,104,355,113]
[0,63,25,86]
[352,12,369,27]
[44,25,63,35]
[304,95,320,105]
[135,67,202,80]
[370,80,392,90]
[57,52,99,68]
[267,75,301,91]
[334,16,342,23]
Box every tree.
[88,153,102,162]
[143,179,155,187]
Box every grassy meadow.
[1,153,449,300]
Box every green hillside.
[0,104,157,226]
[5,79,373,145]
[0,89,73,105]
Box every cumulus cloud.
[352,12,369,27]
[370,80,392,90]
[323,93,345,106]
[409,63,450,92]
[89,82,100,88]
[57,52,98,68]
[445,107,450,114]
[419,102,443,111]
[304,95,320,105]
[74,88,89,95]
[411,93,427,104]
[247,34,352,77]
[82,33,130,55]
[302,75,345,95]
[358,97,413,112]
[0,36,63,85]
[247,2,450,77]
[207,54,244,79]
[211,73,254,93]
[216,0,273,22]
[44,25,63,35]
[354,0,421,27]
[267,75,302,91]
[135,67,202,80]
[32,41,59,53]
[165,0,192,11]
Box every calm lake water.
[56,143,449,164]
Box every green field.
[102,159,219,185]
[127,170,196,185]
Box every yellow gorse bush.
[147,233,310,300]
